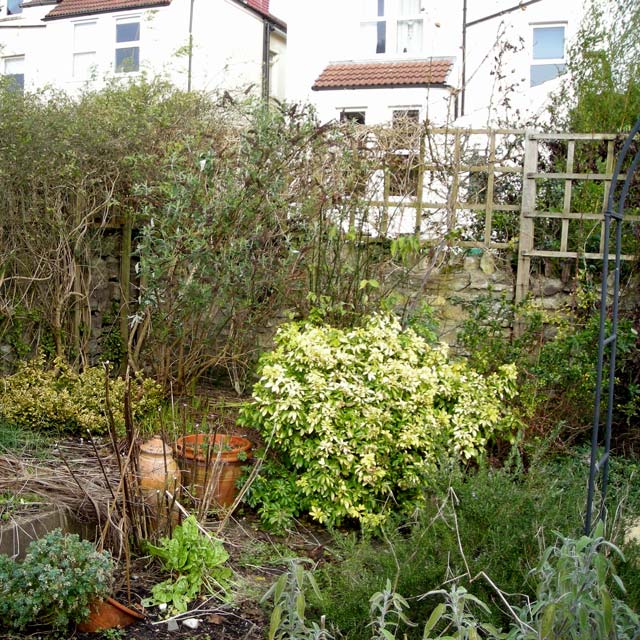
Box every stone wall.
[418,250,587,347]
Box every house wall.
[0,0,284,97]
[461,0,583,125]
[312,85,453,125]
[279,0,584,126]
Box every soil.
[73,601,265,640]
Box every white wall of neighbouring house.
[312,85,454,126]
[0,3,51,92]
[460,0,585,127]
[282,0,461,117]
[277,0,586,127]
[0,0,282,98]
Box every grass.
[0,418,53,458]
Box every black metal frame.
[585,116,640,534]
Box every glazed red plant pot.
[175,434,253,506]
[77,597,144,633]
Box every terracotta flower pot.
[138,436,181,531]
[175,434,252,506]
[77,597,144,632]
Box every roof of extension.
[44,0,171,19]
[313,59,454,91]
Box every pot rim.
[175,433,253,463]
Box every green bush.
[457,298,639,447]
[0,354,162,435]
[311,454,640,638]
[0,529,113,631]
[240,314,518,529]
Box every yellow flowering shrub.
[0,354,162,435]
[239,314,518,529]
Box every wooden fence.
[364,126,638,302]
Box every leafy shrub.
[240,314,518,529]
[0,353,162,435]
[312,454,640,637]
[0,529,113,631]
[457,298,639,448]
[142,515,232,614]
[511,526,639,640]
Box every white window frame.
[2,0,23,17]
[114,16,141,74]
[360,0,424,56]
[72,20,97,81]
[3,55,25,91]
[391,106,421,124]
[530,22,567,87]
[338,108,367,125]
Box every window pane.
[4,56,24,75]
[397,19,422,53]
[74,22,96,51]
[340,111,366,124]
[530,63,566,86]
[376,20,386,53]
[115,46,139,72]
[8,0,22,14]
[73,51,96,79]
[361,0,384,16]
[6,74,24,91]
[533,26,564,59]
[393,109,420,124]
[399,0,420,15]
[116,22,140,43]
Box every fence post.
[514,130,538,324]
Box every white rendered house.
[0,0,286,99]
[279,0,584,126]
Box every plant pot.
[77,597,144,633]
[138,436,181,531]
[175,434,252,506]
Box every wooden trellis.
[515,131,640,303]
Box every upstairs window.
[360,0,423,56]
[73,21,97,80]
[6,0,22,15]
[397,0,422,54]
[530,24,566,87]
[3,55,24,91]
[360,0,387,54]
[115,19,140,73]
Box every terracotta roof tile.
[45,0,171,20]
[313,59,453,91]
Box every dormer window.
[360,0,423,56]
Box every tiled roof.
[45,0,171,19]
[245,0,269,14]
[313,59,453,91]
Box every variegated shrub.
[240,314,518,529]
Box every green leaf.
[540,604,556,639]
[423,603,445,637]
[268,604,282,640]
